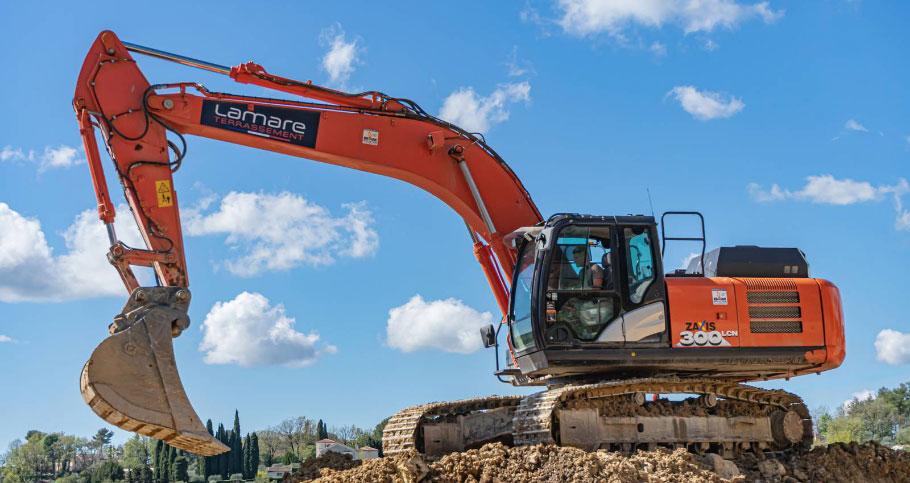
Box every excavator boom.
[74,31,541,454]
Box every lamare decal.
[200,100,320,148]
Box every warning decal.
[156,180,173,207]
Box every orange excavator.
[73,31,845,457]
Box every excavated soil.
[285,441,909,483]
[285,451,361,481]
[288,443,725,482]
[735,441,910,483]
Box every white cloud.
[39,145,83,172]
[667,86,744,120]
[844,119,868,132]
[1,145,33,163]
[703,39,719,51]
[439,82,531,133]
[895,197,910,231]
[1,144,84,172]
[183,191,378,277]
[842,389,874,413]
[506,45,534,77]
[874,329,910,365]
[749,176,910,230]
[386,295,494,354]
[0,203,145,302]
[649,41,667,56]
[556,0,783,37]
[199,292,336,368]
[320,23,362,89]
[748,175,907,205]
[0,335,15,343]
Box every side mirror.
[479,324,496,348]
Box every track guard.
[81,287,228,456]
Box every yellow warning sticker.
[155,180,173,207]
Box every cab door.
[542,225,624,345]
[616,224,668,345]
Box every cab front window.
[510,242,538,352]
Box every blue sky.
[1,1,908,450]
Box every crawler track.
[382,395,523,455]
[513,377,810,447]
[383,377,812,456]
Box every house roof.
[316,438,336,444]
[361,446,378,451]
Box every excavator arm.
[73,31,541,454]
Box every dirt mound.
[284,451,361,482]
[285,441,909,483]
[299,443,726,483]
[735,441,910,483]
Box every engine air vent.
[750,320,803,333]
[747,291,800,304]
[748,306,802,319]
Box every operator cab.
[503,214,668,382]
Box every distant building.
[359,446,379,460]
[315,438,378,460]
[265,464,293,480]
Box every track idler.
[80,287,228,456]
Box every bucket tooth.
[81,287,228,456]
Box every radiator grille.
[748,306,802,319]
[747,291,800,304]
[750,320,803,333]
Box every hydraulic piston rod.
[122,41,231,75]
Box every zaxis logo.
[685,320,715,331]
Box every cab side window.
[624,227,655,304]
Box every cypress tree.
[226,430,235,475]
[242,434,251,479]
[167,445,177,481]
[158,445,169,483]
[233,434,242,474]
[217,425,228,479]
[250,433,260,475]
[173,455,188,482]
[232,410,242,474]
[317,420,327,440]
[160,441,171,482]
[152,440,163,482]
[215,424,224,479]
[204,419,214,480]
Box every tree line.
[0,410,388,482]
[815,381,910,446]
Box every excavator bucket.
[80,287,228,456]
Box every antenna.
[646,188,655,218]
